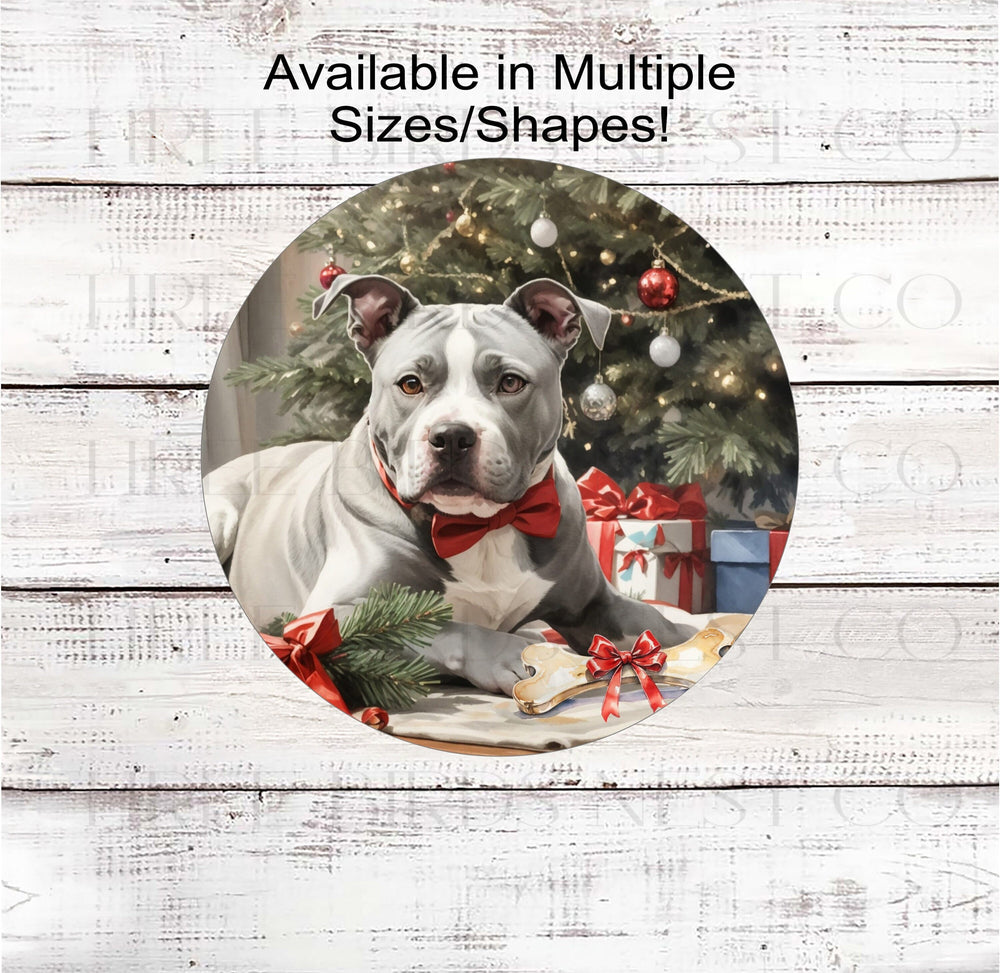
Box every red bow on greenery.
[586,630,668,722]
[261,609,350,715]
[577,467,707,522]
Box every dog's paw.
[460,636,532,697]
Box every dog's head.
[313,275,610,515]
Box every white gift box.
[610,519,712,613]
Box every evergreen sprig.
[263,584,451,712]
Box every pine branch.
[340,583,453,653]
[327,652,439,712]
[261,611,297,637]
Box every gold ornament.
[599,249,616,266]
[288,320,304,336]
[399,252,417,275]
[454,212,475,237]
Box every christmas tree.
[229,159,797,512]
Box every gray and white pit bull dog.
[203,274,694,695]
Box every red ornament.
[620,312,634,326]
[319,262,346,290]
[445,209,456,223]
[637,259,679,310]
[442,161,456,175]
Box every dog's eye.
[498,373,527,394]
[397,375,424,396]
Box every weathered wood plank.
[3,181,996,384]
[3,787,996,972]
[2,587,995,789]
[2,385,996,587]
[1,0,995,184]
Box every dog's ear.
[312,274,420,354]
[504,279,612,357]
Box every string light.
[756,389,767,400]
[584,442,593,451]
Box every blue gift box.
[710,529,772,614]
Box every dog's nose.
[428,422,477,463]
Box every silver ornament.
[649,333,682,367]
[580,376,617,421]
[530,216,558,248]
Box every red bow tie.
[373,448,561,558]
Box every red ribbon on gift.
[586,520,624,581]
[577,468,707,521]
[578,469,706,584]
[262,609,350,715]
[661,548,708,613]
[586,630,667,722]
[618,549,650,576]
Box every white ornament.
[580,376,617,421]
[649,333,681,367]
[530,216,559,248]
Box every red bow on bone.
[586,630,667,722]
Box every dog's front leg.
[419,622,533,696]
[555,584,698,655]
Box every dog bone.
[513,627,731,716]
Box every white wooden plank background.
[3,788,996,973]
[2,0,997,968]
[1,0,995,184]
[3,182,996,385]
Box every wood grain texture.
[3,385,996,587]
[3,0,997,960]
[3,787,996,972]
[2,587,996,789]
[1,0,995,184]
[3,181,997,385]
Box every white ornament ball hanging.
[530,216,559,248]
[649,333,682,368]
[579,375,618,421]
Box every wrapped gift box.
[710,526,789,614]
[613,521,712,613]
[577,468,712,613]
